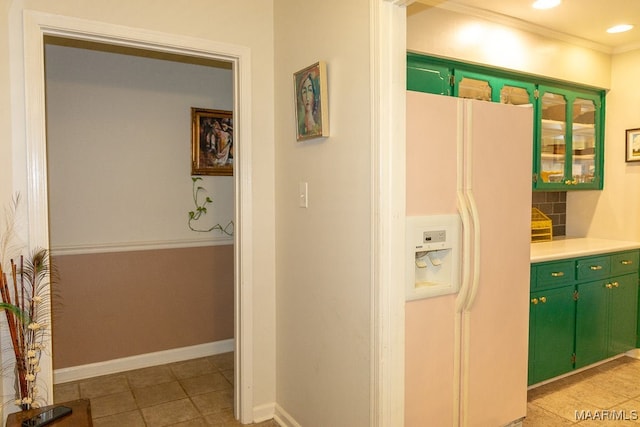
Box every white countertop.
[531,237,640,263]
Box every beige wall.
[407,4,612,89]
[3,0,275,417]
[52,246,234,368]
[567,49,640,239]
[273,0,373,425]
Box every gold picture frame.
[626,128,640,162]
[294,61,329,141]
[191,108,233,176]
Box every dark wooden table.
[6,399,92,427]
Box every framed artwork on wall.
[294,61,329,141]
[626,128,640,162]
[191,108,233,175]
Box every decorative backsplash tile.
[532,192,566,237]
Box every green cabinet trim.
[529,249,639,386]
[407,52,606,191]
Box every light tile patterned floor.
[53,352,278,427]
[55,352,640,425]
[525,356,640,425]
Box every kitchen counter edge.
[531,237,640,263]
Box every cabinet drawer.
[535,260,575,289]
[611,251,640,276]
[576,256,610,281]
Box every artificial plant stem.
[20,255,24,324]
[0,273,23,369]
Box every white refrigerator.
[405,90,533,426]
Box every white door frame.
[21,11,254,422]
[371,1,407,426]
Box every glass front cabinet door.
[535,85,603,190]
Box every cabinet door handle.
[551,272,564,277]
[531,298,539,305]
[590,265,603,271]
[612,281,620,288]
[539,296,547,303]
[621,260,633,265]
[606,283,613,289]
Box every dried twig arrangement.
[0,250,50,409]
[0,195,52,410]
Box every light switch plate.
[299,181,308,208]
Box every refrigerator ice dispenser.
[406,215,461,300]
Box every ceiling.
[410,0,640,53]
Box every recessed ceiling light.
[607,24,634,34]
[532,0,561,10]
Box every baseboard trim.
[53,339,234,384]
[274,404,302,427]
[253,403,276,423]
[626,348,640,359]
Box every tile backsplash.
[532,192,566,237]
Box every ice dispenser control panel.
[423,230,446,246]
[406,215,461,301]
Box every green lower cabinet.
[576,274,639,368]
[638,285,640,348]
[575,280,608,368]
[529,250,640,386]
[528,286,576,385]
[609,274,639,355]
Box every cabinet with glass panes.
[537,86,601,190]
[406,53,605,190]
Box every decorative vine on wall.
[188,177,234,235]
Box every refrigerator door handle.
[456,100,481,313]
[463,101,481,312]
[455,190,472,313]
[463,188,481,311]
[455,99,472,315]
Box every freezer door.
[405,91,461,427]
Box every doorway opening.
[45,32,235,406]
[21,11,254,423]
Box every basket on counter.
[531,208,552,243]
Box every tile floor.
[54,352,640,426]
[53,352,278,427]
[525,356,640,425]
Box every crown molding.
[414,0,614,54]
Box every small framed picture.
[191,108,233,176]
[626,128,640,162]
[294,61,329,141]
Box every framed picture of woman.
[191,108,233,176]
[294,61,329,141]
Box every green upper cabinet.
[536,85,604,190]
[454,69,535,105]
[407,55,452,96]
[407,53,606,191]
